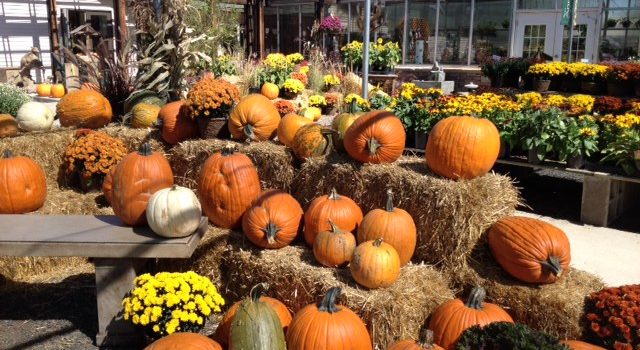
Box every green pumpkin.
[124,90,166,113]
[229,284,287,350]
[331,112,362,152]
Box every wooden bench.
[0,214,208,347]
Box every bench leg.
[94,258,145,348]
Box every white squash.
[146,185,202,238]
[16,102,54,131]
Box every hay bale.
[168,139,295,191]
[290,155,520,269]
[222,232,454,348]
[451,244,605,340]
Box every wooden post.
[46,0,61,83]
[258,0,265,59]
[113,0,129,51]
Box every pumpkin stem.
[138,142,152,156]
[317,287,341,313]
[373,238,384,247]
[465,286,486,310]
[170,184,178,191]
[540,256,563,277]
[328,188,341,200]
[327,219,340,234]
[222,143,237,156]
[2,150,13,158]
[349,99,357,113]
[367,138,380,156]
[243,124,256,141]
[249,283,269,302]
[418,328,436,348]
[262,221,281,244]
[385,189,395,212]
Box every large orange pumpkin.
[350,238,401,289]
[426,116,500,180]
[343,110,405,164]
[261,82,280,100]
[291,123,332,160]
[357,189,416,266]
[111,143,174,226]
[303,188,363,246]
[144,332,222,350]
[159,100,199,145]
[50,84,65,98]
[0,150,47,214]
[198,145,262,229]
[488,216,571,284]
[0,114,18,138]
[428,287,514,349]
[313,220,356,267]
[214,285,292,346]
[560,340,606,350]
[388,329,444,350]
[242,189,303,249]
[228,94,281,141]
[277,113,311,147]
[57,90,113,129]
[286,287,373,350]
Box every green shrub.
[0,84,31,116]
[455,322,569,350]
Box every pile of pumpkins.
[36,83,66,98]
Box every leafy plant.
[0,83,31,116]
[601,128,640,174]
[455,322,569,350]
[557,116,599,160]
[518,108,569,160]
[369,38,401,71]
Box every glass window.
[301,4,315,54]
[522,24,547,58]
[562,24,588,61]
[518,0,557,10]
[600,8,640,60]
[408,0,438,64]
[278,5,300,54]
[472,0,513,63]
[265,8,278,54]
[437,0,472,64]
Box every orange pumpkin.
[428,287,514,349]
[357,189,416,266]
[159,100,198,145]
[102,166,115,205]
[303,188,363,246]
[286,287,373,350]
[214,286,292,346]
[198,145,262,229]
[0,150,47,214]
[350,238,401,289]
[50,84,65,98]
[144,332,222,350]
[36,83,52,97]
[111,143,174,226]
[291,123,332,160]
[426,116,500,180]
[0,114,19,138]
[313,220,356,267]
[277,113,311,147]
[261,82,280,100]
[388,329,444,350]
[488,216,571,284]
[343,110,405,164]
[228,94,281,141]
[57,90,113,129]
[242,189,303,249]
[560,340,606,350]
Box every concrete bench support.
[581,175,640,226]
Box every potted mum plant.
[527,63,555,92]
[341,41,364,72]
[369,38,401,73]
[185,76,240,139]
[319,14,345,57]
[558,117,599,169]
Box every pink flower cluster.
[319,15,344,33]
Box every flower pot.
[77,173,102,193]
[634,82,640,97]
[196,117,230,139]
[490,75,505,88]
[498,139,510,159]
[532,79,551,92]
[560,76,579,92]
[282,90,299,100]
[414,132,428,149]
[581,81,602,95]
[528,148,544,165]
[607,81,631,96]
[567,155,585,169]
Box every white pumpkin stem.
[262,221,281,244]
[540,256,563,277]
[385,189,395,212]
[328,188,341,200]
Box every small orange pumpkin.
[303,188,363,246]
[291,123,332,160]
[57,90,113,129]
[426,116,500,180]
[242,189,303,249]
[50,84,65,98]
[343,110,406,164]
[560,340,606,350]
[0,114,19,138]
[0,150,47,214]
[350,238,401,289]
[428,287,514,349]
[261,82,280,100]
[36,83,52,97]
[313,220,356,267]
[388,329,445,350]
[277,113,311,147]
[159,100,199,145]
[144,332,222,350]
[102,166,115,205]
[228,94,281,141]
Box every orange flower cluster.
[291,72,308,86]
[64,130,127,180]
[274,100,296,116]
[324,92,340,107]
[186,77,240,119]
[585,284,640,349]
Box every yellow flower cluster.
[341,40,363,53]
[599,113,640,129]
[299,66,310,75]
[283,78,305,95]
[286,53,304,65]
[64,130,127,180]
[567,62,609,78]
[580,127,598,137]
[437,93,520,116]
[308,95,327,108]
[516,92,543,107]
[425,88,444,98]
[528,62,568,77]
[567,94,595,113]
[323,74,341,87]
[544,94,568,108]
[264,53,291,70]
[345,93,370,109]
[122,271,225,336]
[186,77,240,119]
[398,83,425,100]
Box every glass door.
[514,12,562,59]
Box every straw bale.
[222,231,454,348]
[168,139,295,191]
[290,154,520,269]
[451,243,605,340]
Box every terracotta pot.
[532,79,551,92]
[581,81,602,95]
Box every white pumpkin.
[146,185,202,238]
[16,102,54,131]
